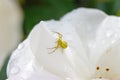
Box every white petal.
[61,8,108,77]
[0,0,23,69]
[90,16,120,77]
[43,20,88,63]
[8,8,109,79]
[26,69,62,80]
[7,8,111,80]
[7,39,61,80]
[8,67,62,80]
[95,41,120,79]
[7,21,79,80]
[61,8,107,50]
[7,39,34,79]
[37,21,91,79]
[28,21,84,79]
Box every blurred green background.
[1,0,120,80]
[21,0,120,37]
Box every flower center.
[93,66,111,80]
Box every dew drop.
[106,32,113,37]
[111,39,116,44]
[10,66,20,74]
[18,43,24,50]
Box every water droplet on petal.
[106,32,112,37]
[10,66,20,74]
[111,39,116,44]
[18,43,24,50]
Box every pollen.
[106,68,110,72]
[99,76,102,79]
[96,66,100,70]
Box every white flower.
[0,0,23,69]
[7,8,120,80]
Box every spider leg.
[52,31,63,38]
[48,44,59,54]
[47,46,57,49]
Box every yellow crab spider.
[48,31,68,53]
